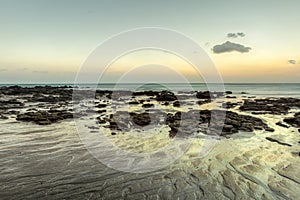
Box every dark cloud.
[212,41,252,54]
[227,32,246,38]
[237,32,245,37]
[227,33,238,38]
[0,68,7,72]
[288,60,296,64]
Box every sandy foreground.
[0,86,299,199]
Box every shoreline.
[0,85,300,199]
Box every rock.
[0,99,24,109]
[275,121,290,128]
[96,103,107,108]
[16,110,73,125]
[103,110,166,131]
[251,111,271,115]
[265,137,292,147]
[173,101,180,107]
[196,91,210,99]
[197,99,211,105]
[142,103,154,108]
[0,114,8,119]
[130,112,151,126]
[166,109,271,137]
[38,120,51,125]
[225,91,233,94]
[283,112,300,128]
[240,122,254,132]
[156,91,177,101]
[128,101,139,105]
[265,127,275,132]
[163,102,170,106]
[240,98,300,115]
[226,96,236,99]
[132,91,159,96]
[222,102,238,109]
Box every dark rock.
[96,103,107,108]
[97,109,107,114]
[156,91,177,101]
[276,122,290,128]
[16,110,73,125]
[132,91,159,96]
[130,112,151,126]
[283,112,300,128]
[264,127,275,132]
[222,102,238,109]
[266,137,292,147]
[128,101,139,105]
[173,101,180,107]
[0,99,25,109]
[225,91,233,94]
[166,109,271,137]
[226,96,236,99]
[0,114,8,119]
[88,126,98,130]
[142,103,154,108]
[111,132,116,135]
[251,111,271,115]
[197,99,211,105]
[240,98,300,115]
[196,91,210,99]
[240,122,254,132]
[162,102,170,106]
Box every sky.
[0,0,300,83]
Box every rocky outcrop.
[283,112,300,128]
[240,98,300,114]
[0,99,24,109]
[102,108,273,137]
[16,110,73,125]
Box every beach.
[0,85,299,199]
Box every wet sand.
[0,86,300,199]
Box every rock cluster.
[16,110,73,125]
[283,112,300,128]
[166,109,273,137]
[101,109,273,137]
[240,98,300,114]
[102,110,166,132]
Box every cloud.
[0,68,7,72]
[288,60,296,64]
[237,32,245,37]
[227,32,246,38]
[227,33,238,38]
[212,41,252,54]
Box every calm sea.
[1,83,300,97]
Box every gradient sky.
[0,0,300,83]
